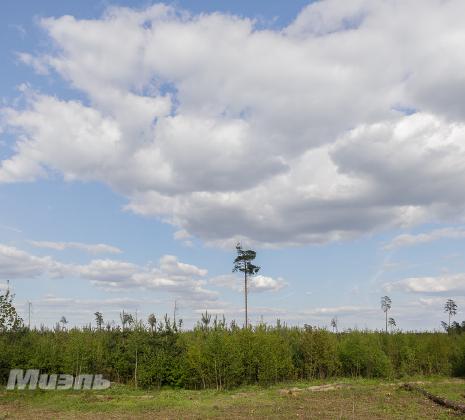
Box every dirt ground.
[1,379,464,419]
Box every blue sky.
[2,0,465,330]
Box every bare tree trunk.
[403,383,465,413]
[214,359,218,390]
[244,265,248,328]
[385,311,388,333]
[134,346,138,389]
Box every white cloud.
[78,259,139,283]
[17,52,49,75]
[173,229,191,240]
[192,304,288,318]
[158,254,207,277]
[302,305,376,317]
[0,244,69,279]
[385,227,465,250]
[386,273,465,294]
[16,294,454,330]
[0,243,216,300]
[79,255,216,300]
[249,275,287,292]
[28,240,122,254]
[33,296,166,315]
[210,273,286,293]
[3,1,465,245]
[295,301,458,331]
[0,224,22,233]
[14,295,164,328]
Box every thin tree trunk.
[134,346,138,389]
[385,311,388,333]
[214,359,218,390]
[244,264,248,328]
[403,383,465,413]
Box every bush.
[2,322,465,389]
[339,332,392,378]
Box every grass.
[421,379,465,403]
[1,378,465,419]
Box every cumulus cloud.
[159,254,207,277]
[78,255,217,300]
[3,1,465,245]
[210,274,286,293]
[384,227,465,250]
[28,240,122,254]
[0,244,69,279]
[386,273,465,294]
[302,305,376,317]
[35,295,153,308]
[0,243,216,300]
[14,295,164,327]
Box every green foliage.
[298,327,339,379]
[2,315,465,389]
[339,332,392,378]
[0,291,23,332]
[232,243,260,277]
[444,298,458,328]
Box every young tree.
[381,296,392,333]
[59,316,68,331]
[94,311,104,330]
[148,313,157,333]
[120,311,133,331]
[0,290,23,332]
[201,310,211,330]
[127,313,135,329]
[330,317,338,333]
[232,243,260,328]
[444,299,457,329]
[388,317,396,331]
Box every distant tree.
[447,320,465,334]
[148,313,157,333]
[177,318,183,331]
[444,299,457,329]
[201,310,211,330]
[173,300,178,325]
[0,290,23,332]
[59,316,68,331]
[388,317,396,331]
[94,311,104,330]
[381,296,392,333]
[120,311,133,331]
[126,313,135,329]
[303,323,312,332]
[233,243,260,328]
[451,321,460,332]
[330,317,338,333]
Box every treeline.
[2,319,465,389]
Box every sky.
[2,0,465,331]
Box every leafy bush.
[2,320,465,388]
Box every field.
[1,378,465,419]
[3,319,465,418]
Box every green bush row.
[1,324,465,389]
